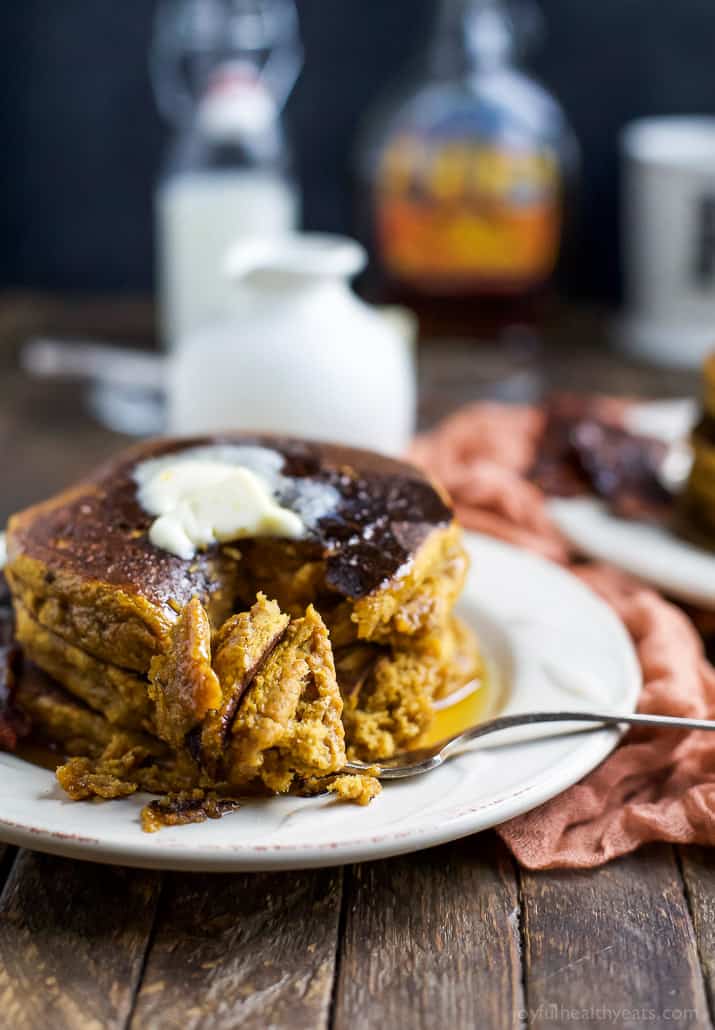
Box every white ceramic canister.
[618,116,715,367]
[168,233,417,456]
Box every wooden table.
[0,294,713,1030]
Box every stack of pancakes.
[682,353,715,549]
[4,435,479,816]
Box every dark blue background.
[3,1,715,300]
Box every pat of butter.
[138,459,304,560]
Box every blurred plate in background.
[550,398,715,609]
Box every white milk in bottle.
[152,0,301,347]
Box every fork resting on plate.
[342,709,715,780]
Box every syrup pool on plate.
[418,664,501,748]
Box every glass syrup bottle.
[357,0,577,340]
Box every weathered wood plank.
[333,833,522,1030]
[521,844,711,1030]
[130,867,343,1030]
[0,850,161,1030]
[679,846,715,1023]
[0,845,14,876]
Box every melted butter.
[133,445,339,560]
[141,461,304,559]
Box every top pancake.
[7,434,453,608]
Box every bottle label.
[375,134,561,293]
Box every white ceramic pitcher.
[168,233,416,455]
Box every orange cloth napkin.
[411,403,715,870]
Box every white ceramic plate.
[0,533,640,871]
[549,399,715,610]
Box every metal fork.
[341,710,715,780]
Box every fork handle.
[461,709,715,738]
[445,709,715,765]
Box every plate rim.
[549,396,715,610]
[549,495,715,610]
[0,531,642,871]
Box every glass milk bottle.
[152,0,302,348]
